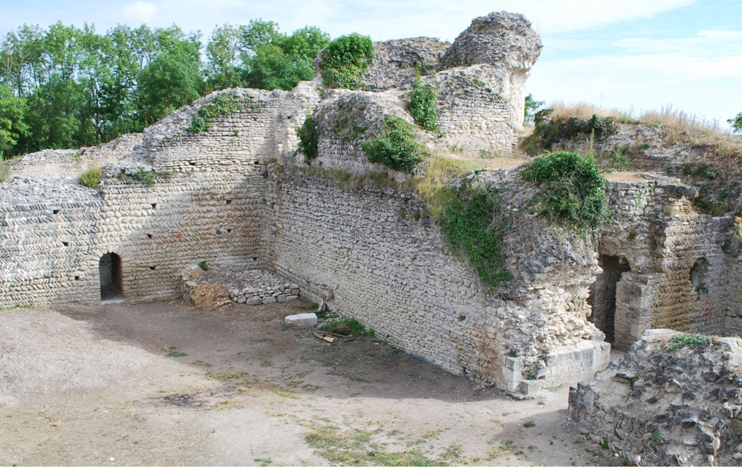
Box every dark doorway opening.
[99,253,123,300]
[587,255,631,343]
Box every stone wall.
[569,329,742,466]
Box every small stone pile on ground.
[183,268,300,306]
[569,329,742,466]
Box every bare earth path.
[0,302,622,466]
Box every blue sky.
[1,0,740,128]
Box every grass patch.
[166,346,187,358]
[410,152,481,222]
[666,334,711,352]
[523,421,535,428]
[440,181,511,289]
[304,422,440,466]
[319,33,374,90]
[79,167,102,188]
[187,92,242,133]
[327,168,399,191]
[320,317,375,337]
[523,111,617,155]
[521,151,610,232]
[362,115,424,173]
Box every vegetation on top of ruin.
[0,20,329,159]
[440,181,511,289]
[186,92,244,133]
[521,151,610,232]
[522,112,618,156]
[362,115,424,173]
[78,167,102,188]
[407,68,440,133]
[319,33,374,90]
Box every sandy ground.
[0,301,625,466]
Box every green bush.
[521,151,610,231]
[296,112,319,162]
[320,317,374,337]
[362,115,423,172]
[198,261,209,271]
[79,167,102,188]
[187,92,241,132]
[407,74,439,132]
[728,111,742,133]
[124,167,157,187]
[523,112,616,155]
[440,184,511,289]
[319,33,374,90]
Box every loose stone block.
[285,313,317,328]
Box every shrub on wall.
[521,151,610,231]
[407,74,439,133]
[187,92,242,133]
[362,115,423,172]
[296,112,319,163]
[78,167,102,188]
[319,33,374,90]
[523,112,616,155]
[440,183,511,289]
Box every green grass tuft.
[79,167,102,188]
[667,334,710,352]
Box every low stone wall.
[569,329,742,466]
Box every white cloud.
[123,1,158,24]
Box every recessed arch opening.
[99,253,123,300]
[587,255,631,344]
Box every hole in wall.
[62,241,69,246]
[151,203,157,209]
[690,257,709,295]
[149,266,156,271]
[587,255,631,344]
[189,161,197,166]
[74,276,80,281]
[146,234,152,239]
[52,209,60,215]
[254,160,260,165]
[457,314,466,322]
[252,257,258,261]
[225,199,232,205]
[227,229,232,233]
[99,253,124,301]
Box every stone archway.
[99,253,123,300]
[587,255,631,344]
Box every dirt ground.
[0,301,625,466]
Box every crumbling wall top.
[440,11,542,71]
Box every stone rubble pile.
[227,269,300,305]
[569,329,742,466]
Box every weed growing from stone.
[123,167,157,187]
[198,261,209,271]
[79,167,102,188]
[408,70,439,133]
[319,33,374,90]
[440,182,511,289]
[523,421,535,428]
[521,151,610,232]
[296,113,319,162]
[666,334,711,352]
[187,92,242,133]
[166,346,187,358]
[650,430,662,442]
[362,115,424,172]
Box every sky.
[1,0,740,128]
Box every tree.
[729,112,742,133]
[205,24,244,90]
[0,83,28,159]
[524,94,545,126]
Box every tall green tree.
[0,83,28,159]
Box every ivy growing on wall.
[407,70,439,133]
[440,182,511,289]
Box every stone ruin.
[1,11,741,408]
[570,330,742,465]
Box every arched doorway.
[99,253,123,300]
[587,255,631,344]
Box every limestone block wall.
[0,178,102,307]
[267,164,609,393]
[597,177,738,350]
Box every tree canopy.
[0,19,331,159]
